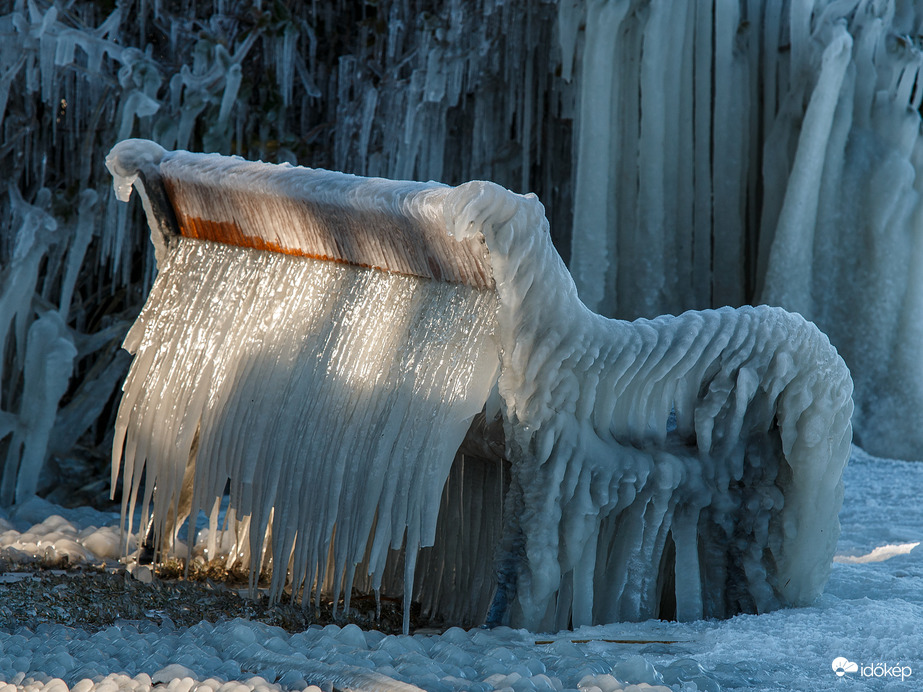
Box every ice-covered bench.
[107,139,853,633]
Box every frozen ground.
[0,445,919,692]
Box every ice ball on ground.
[152,665,198,684]
[522,658,546,675]
[334,623,367,649]
[275,672,306,690]
[484,672,521,688]
[51,538,90,562]
[577,676,674,692]
[477,658,509,678]
[81,527,122,560]
[659,658,720,691]
[166,677,196,692]
[486,646,518,663]
[529,674,562,691]
[610,656,663,686]
[92,677,120,692]
[363,630,386,648]
[440,627,470,645]
[431,641,475,668]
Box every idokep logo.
[832,657,913,681]
[832,658,858,677]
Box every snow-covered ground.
[0,445,920,692]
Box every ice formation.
[0,189,81,506]
[107,141,502,634]
[109,142,853,634]
[0,0,571,513]
[0,446,921,692]
[0,496,125,565]
[446,181,853,630]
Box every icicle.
[761,25,853,316]
[277,25,298,108]
[692,0,715,307]
[0,187,58,410]
[635,0,672,316]
[0,54,25,134]
[568,0,629,312]
[710,0,747,307]
[58,189,97,317]
[358,86,378,173]
[37,3,58,106]
[556,0,584,83]
[217,63,242,128]
[1,311,76,506]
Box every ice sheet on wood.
[106,139,494,289]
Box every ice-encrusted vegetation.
[0,0,573,505]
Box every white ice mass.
[560,0,923,461]
[107,140,853,636]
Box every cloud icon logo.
[832,657,859,676]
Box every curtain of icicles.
[114,238,500,632]
[563,0,923,458]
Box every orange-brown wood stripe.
[178,214,384,272]
[163,176,389,273]
[533,639,686,645]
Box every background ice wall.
[2,0,923,504]
[562,0,923,458]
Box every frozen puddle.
[0,445,920,691]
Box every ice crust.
[110,146,852,636]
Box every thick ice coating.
[106,139,493,288]
[445,181,853,630]
[109,143,853,633]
